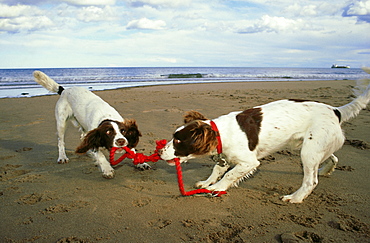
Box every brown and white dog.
[34,71,149,178]
[160,77,370,203]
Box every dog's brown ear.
[184,110,208,124]
[124,119,142,149]
[191,121,218,155]
[75,129,101,154]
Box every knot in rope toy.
[109,139,226,197]
[109,139,167,166]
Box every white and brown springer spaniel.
[160,76,370,203]
[34,71,149,178]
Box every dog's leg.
[136,163,151,170]
[195,158,230,188]
[281,160,319,203]
[281,142,324,203]
[94,149,115,179]
[205,158,259,191]
[56,125,69,163]
[318,154,338,176]
[288,154,338,201]
[115,148,151,170]
[129,148,151,170]
[282,126,344,203]
[55,100,72,164]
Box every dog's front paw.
[57,157,69,164]
[136,163,151,171]
[281,194,303,203]
[102,170,115,179]
[206,184,228,192]
[195,180,210,189]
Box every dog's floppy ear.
[183,110,208,124]
[75,129,102,154]
[190,121,218,155]
[123,119,142,149]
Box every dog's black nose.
[116,138,126,147]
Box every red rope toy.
[109,139,166,166]
[109,140,227,197]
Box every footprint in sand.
[18,192,56,205]
[40,201,90,215]
[344,139,369,150]
[14,174,42,183]
[280,231,323,243]
[328,214,369,233]
[148,219,172,229]
[56,236,88,243]
[288,214,321,228]
[15,147,33,152]
[132,197,152,207]
[0,164,30,182]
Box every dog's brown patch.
[236,108,263,151]
[173,121,218,156]
[123,119,142,148]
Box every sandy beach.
[0,80,369,242]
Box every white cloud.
[76,6,118,22]
[237,15,304,33]
[0,4,53,33]
[346,0,370,15]
[149,56,178,63]
[0,4,42,17]
[282,2,343,17]
[62,0,116,6]
[0,16,53,33]
[126,18,166,30]
[343,0,370,22]
[283,3,318,16]
[126,0,191,8]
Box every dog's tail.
[337,67,370,123]
[33,71,64,95]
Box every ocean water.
[0,67,367,98]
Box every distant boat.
[331,64,350,68]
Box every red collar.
[210,120,222,154]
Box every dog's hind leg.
[281,156,320,203]
[55,99,73,164]
[281,138,326,203]
[282,140,338,203]
[282,124,344,203]
[318,154,338,176]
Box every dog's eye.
[120,129,125,134]
[174,139,181,144]
[106,130,111,135]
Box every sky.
[0,0,369,68]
